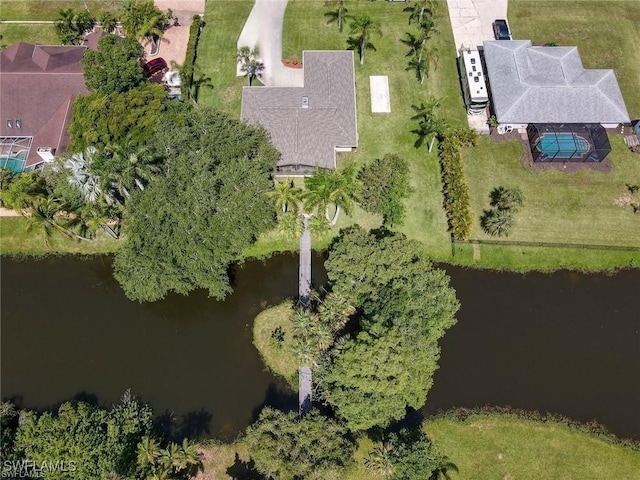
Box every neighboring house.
[483,40,630,162]
[0,43,89,173]
[241,51,358,175]
[483,40,630,129]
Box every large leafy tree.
[83,35,144,94]
[69,83,167,151]
[244,408,355,480]
[321,227,460,431]
[113,107,279,302]
[358,153,413,226]
[348,15,382,65]
[12,392,155,480]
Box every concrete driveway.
[446,0,508,51]
[237,0,303,87]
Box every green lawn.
[509,0,640,119]
[0,0,120,21]
[425,414,640,480]
[195,415,640,480]
[0,23,58,46]
[0,217,119,256]
[195,0,254,114]
[455,135,640,270]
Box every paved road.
[237,0,303,87]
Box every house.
[483,40,630,162]
[0,43,89,173]
[483,40,630,129]
[241,51,358,175]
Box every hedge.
[438,130,475,241]
[180,14,204,101]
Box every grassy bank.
[426,414,640,480]
[0,217,118,256]
[252,301,298,388]
[194,414,640,480]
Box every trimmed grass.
[425,414,640,480]
[0,1,120,21]
[252,301,298,388]
[509,0,640,119]
[194,415,640,480]
[0,23,58,45]
[456,134,640,270]
[195,0,254,115]
[0,217,119,256]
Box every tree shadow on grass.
[226,453,265,480]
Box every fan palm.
[237,45,264,86]
[348,15,382,65]
[65,146,103,204]
[364,441,396,478]
[481,208,514,237]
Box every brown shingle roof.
[240,51,358,170]
[0,43,88,168]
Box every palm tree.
[411,99,447,151]
[137,436,161,467]
[348,15,382,65]
[23,198,86,246]
[308,214,330,238]
[304,164,361,225]
[278,211,304,240]
[267,179,302,213]
[99,11,119,34]
[404,0,438,25]
[490,186,524,212]
[237,45,264,86]
[406,54,430,84]
[159,442,181,470]
[324,0,349,33]
[54,8,82,45]
[103,143,161,200]
[178,438,201,472]
[64,147,103,204]
[429,454,459,480]
[364,441,396,478]
[481,208,514,237]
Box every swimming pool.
[535,132,590,159]
[0,152,26,174]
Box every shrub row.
[431,405,640,451]
[180,15,204,101]
[438,132,474,241]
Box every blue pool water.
[0,151,27,173]
[535,133,590,158]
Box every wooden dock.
[299,366,312,415]
[299,214,311,306]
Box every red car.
[142,57,167,77]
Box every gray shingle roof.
[483,40,630,125]
[241,51,358,170]
[0,43,88,168]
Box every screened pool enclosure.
[526,124,612,162]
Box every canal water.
[1,256,638,440]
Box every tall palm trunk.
[326,204,341,225]
[360,35,366,65]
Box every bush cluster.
[438,133,474,240]
[181,15,205,101]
